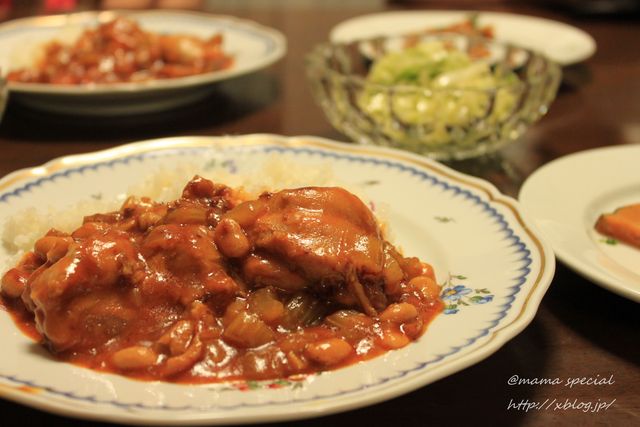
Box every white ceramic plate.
[520,145,640,303]
[0,10,286,115]
[330,10,596,66]
[0,135,554,424]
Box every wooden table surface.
[0,1,638,426]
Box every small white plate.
[0,10,286,115]
[330,10,596,66]
[520,145,640,303]
[0,135,554,424]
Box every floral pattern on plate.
[0,135,554,425]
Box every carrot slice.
[595,203,640,249]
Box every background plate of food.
[520,144,640,303]
[0,135,554,424]
[0,10,286,115]
[330,10,596,66]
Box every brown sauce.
[1,177,443,383]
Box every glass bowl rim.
[305,32,561,94]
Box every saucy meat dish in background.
[7,17,233,85]
[1,177,443,383]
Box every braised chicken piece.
[219,187,390,315]
[2,177,239,362]
[21,226,142,352]
[1,177,443,383]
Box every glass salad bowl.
[306,33,561,161]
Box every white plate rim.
[0,134,556,424]
[330,9,596,65]
[519,144,640,303]
[0,9,287,95]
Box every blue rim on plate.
[0,135,554,424]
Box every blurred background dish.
[0,10,286,116]
[306,33,561,161]
[330,10,596,66]
[519,144,640,303]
